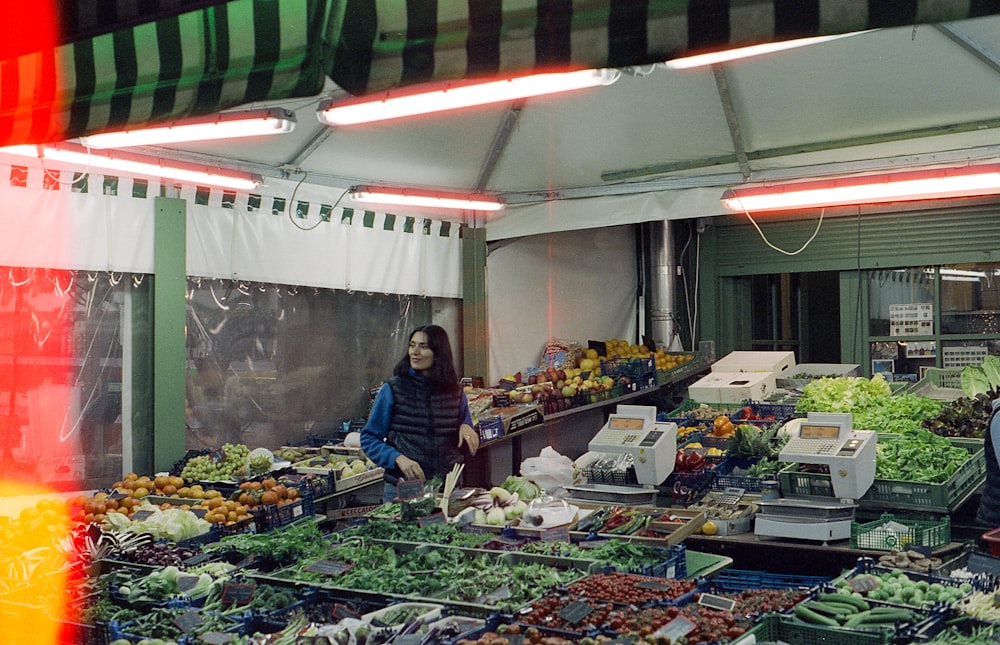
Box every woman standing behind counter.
[361,325,480,502]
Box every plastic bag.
[539,339,583,371]
[520,446,577,495]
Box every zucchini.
[843,608,913,628]
[818,592,870,611]
[802,601,852,618]
[794,603,841,627]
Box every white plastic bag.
[520,446,577,495]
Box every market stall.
[6,349,1000,644]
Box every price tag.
[199,632,236,644]
[418,511,447,527]
[220,583,256,605]
[636,580,674,591]
[541,526,570,543]
[304,560,355,576]
[183,552,213,567]
[108,490,129,500]
[174,609,203,633]
[177,574,201,593]
[588,340,609,357]
[209,447,227,463]
[396,478,425,500]
[189,507,208,519]
[698,593,737,612]
[557,600,594,625]
[579,538,609,549]
[475,585,512,605]
[393,635,423,645]
[129,510,155,522]
[654,616,696,641]
[848,575,880,593]
[332,603,361,620]
[493,393,512,407]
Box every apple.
[557,369,566,381]
[527,374,537,385]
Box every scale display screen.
[799,423,841,439]
[608,416,645,430]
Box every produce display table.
[685,549,734,579]
[683,531,966,578]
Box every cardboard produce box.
[688,370,777,404]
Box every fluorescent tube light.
[666,33,868,70]
[349,185,504,212]
[318,68,619,126]
[0,142,260,190]
[721,164,1000,213]
[78,108,295,148]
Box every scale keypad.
[783,437,841,455]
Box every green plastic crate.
[778,436,984,512]
[741,613,892,645]
[850,512,951,551]
[907,367,964,401]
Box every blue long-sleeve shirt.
[360,375,473,472]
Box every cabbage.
[500,475,541,500]
[960,356,1000,398]
[795,374,893,413]
[962,365,991,397]
[109,505,212,543]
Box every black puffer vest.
[976,399,1000,526]
[384,373,464,485]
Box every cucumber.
[802,601,852,618]
[843,608,913,628]
[818,592,870,611]
[794,603,841,627]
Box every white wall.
[486,226,638,384]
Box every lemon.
[701,521,718,536]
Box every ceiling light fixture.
[0,142,261,190]
[318,68,620,126]
[78,108,296,149]
[665,33,868,70]
[721,164,1000,213]
[348,185,504,212]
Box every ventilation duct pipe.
[648,220,684,352]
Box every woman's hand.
[458,423,479,455]
[395,455,425,481]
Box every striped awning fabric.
[1,0,999,148]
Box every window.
[867,264,1000,378]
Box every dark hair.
[393,324,460,390]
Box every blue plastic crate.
[601,356,655,380]
[712,568,830,592]
[253,489,315,532]
[743,399,797,421]
[605,543,687,580]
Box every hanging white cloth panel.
[0,165,463,298]
[486,226,637,384]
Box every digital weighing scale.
[754,412,877,544]
[567,404,678,506]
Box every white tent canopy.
[90,16,1000,241]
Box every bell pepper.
[712,415,735,437]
